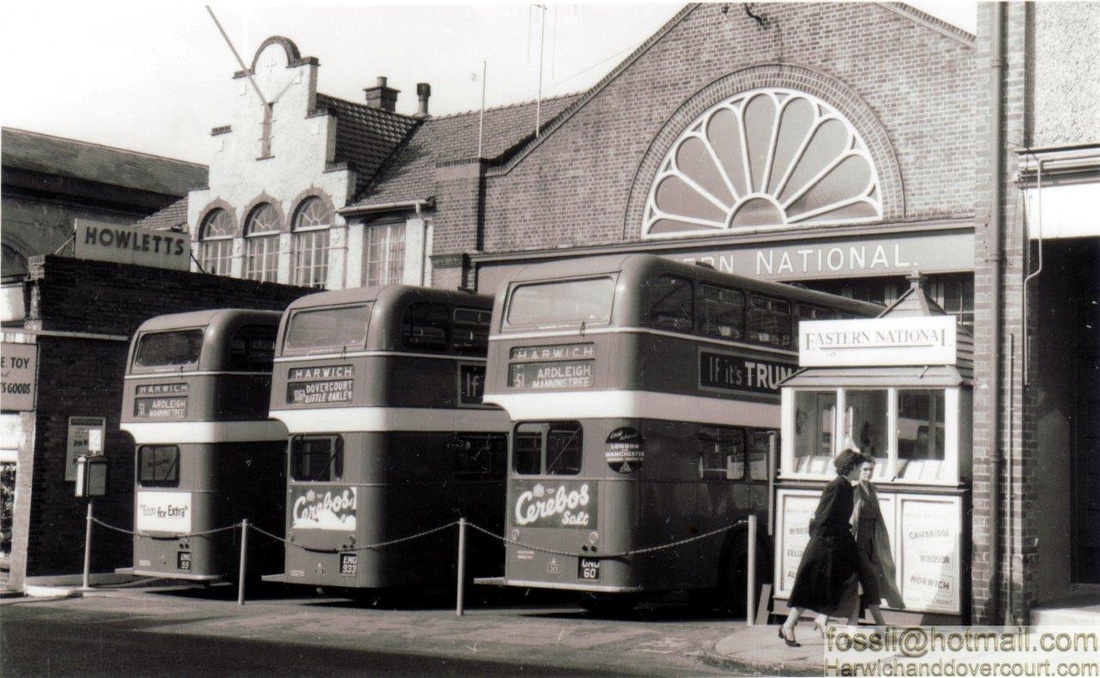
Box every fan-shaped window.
[244,203,280,282]
[291,196,332,289]
[199,209,234,277]
[643,89,881,238]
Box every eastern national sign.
[799,316,958,367]
[74,219,191,271]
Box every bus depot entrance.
[774,274,974,624]
[1034,238,1100,587]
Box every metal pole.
[747,514,757,626]
[238,519,249,606]
[456,518,467,617]
[81,500,94,591]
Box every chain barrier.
[248,520,462,554]
[466,518,749,559]
[91,517,239,540]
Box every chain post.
[747,514,757,626]
[81,500,94,591]
[456,518,467,617]
[238,518,249,606]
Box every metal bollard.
[747,514,757,626]
[238,519,249,606]
[81,501,94,591]
[456,518,467,617]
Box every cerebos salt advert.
[292,486,357,530]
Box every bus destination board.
[509,360,594,390]
[286,364,354,405]
[699,350,795,397]
[134,383,189,419]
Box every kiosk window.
[698,285,744,340]
[646,275,693,332]
[403,303,450,351]
[229,324,277,371]
[794,390,836,473]
[291,435,344,482]
[285,304,371,352]
[897,389,946,480]
[845,390,889,459]
[135,330,203,367]
[138,446,180,487]
[699,426,745,480]
[512,422,582,476]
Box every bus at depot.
[483,253,880,611]
[268,286,510,592]
[119,309,287,581]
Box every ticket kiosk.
[773,273,973,624]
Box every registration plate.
[578,557,600,581]
[177,552,191,571]
[340,553,358,577]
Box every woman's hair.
[835,449,864,475]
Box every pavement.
[0,580,827,676]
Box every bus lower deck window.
[512,422,582,476]
[291,435,344,482]
[138,445,180,487]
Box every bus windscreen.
[135,330,204,367]
[506,277,616,327]
[284,304,372,351]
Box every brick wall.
[8,256,313,587]
[475,2,975,255]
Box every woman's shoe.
[812,621,826,639]
[778,626,801,647]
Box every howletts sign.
[74,220,191,271]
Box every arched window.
[199,209,234,276]
[244,203,280,282]
[291,196,332,289]
[643,88,881,238]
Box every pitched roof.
[131,197,190,232]
[313,93,420,193]
[349,93,581,208]
[1,128,208,197]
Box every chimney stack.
[364,76,399,112]
[415,83,431,119]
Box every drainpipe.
[988,1,1006,625]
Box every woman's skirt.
[787,526,859,615]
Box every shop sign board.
[136,491,193,533]
[898,496,962,614]
[74,219,191,271]
[1,342,38,411]
[65,416,106,481]
[799,316,958,367]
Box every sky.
[1,2,976,166]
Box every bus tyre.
[718,537,771,618]
[578,593,638,616]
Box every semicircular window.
[643,89,881,238]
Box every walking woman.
[847,453,905,626]
[779,448,864,646]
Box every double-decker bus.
[483,253,879,611]
[269,286,509,593]
[120,309,287,582]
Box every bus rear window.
[512,422,582,476]
[135,330,203,367]
[291,435,344,482]
[645,275,693,332]
[506,277,615,327]
[230,324,277,371]
[138,445,180,487]
[452,308,491,355]
[402,302,449,351]
[284,304,371,352]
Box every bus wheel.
[718,537,770,618]
[578,593,638,616]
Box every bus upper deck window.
[795,305,835,349]
[698,285,744,340]
[506,277,615,327]
[747,295,792,347]
[138,445,180,487]
[284,304,371,352]
[135,330,203,367]
[229,324,277,371]
[645,275,693,332]
[402,303,449,351]
[291,435,344,482]
[452,308,491,355]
